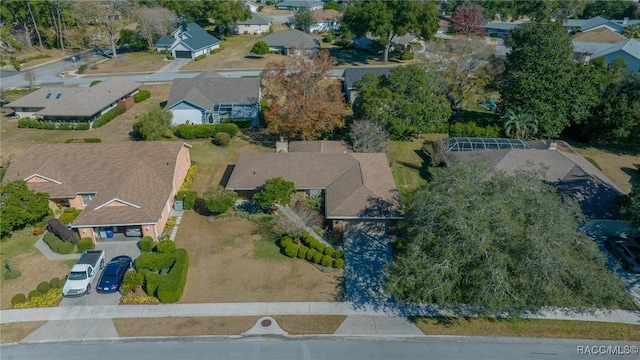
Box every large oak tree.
[262,50,345,140]
[341,0,439,62]
[0,180,51,239]
[386,161,636,317]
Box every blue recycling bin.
[105,227,114,238]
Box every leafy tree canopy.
[0,180,51,239]
[386,161,636,317]
[251,40,269,57]
[341,0,439,62]
[133,107,173,141]
[253,177,296,211]
[354,64,451,140]
[262,50,345,140]
[451,4,486,38]
[292,7,314,33]
[581,0,639,19]
[499,22,597,137]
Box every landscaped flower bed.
[278,232,344,269]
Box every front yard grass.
[413,317,640,341]
[81,52,168,74]
[0,322,46,343]
[114,315,346,336]
[0,228,72,309]
[176,212,342,303]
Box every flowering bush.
[14,289,62,308]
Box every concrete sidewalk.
[2,302,639,325]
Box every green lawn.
[387,139,432,203]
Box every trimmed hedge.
[284,244,299,258]
[280,236,293,248]
[448,121,500,138]
[176,190,197,210]
[37,281,50,295]
[11,294,26,306]
[59,208,81,225]
[312,252,323,264]
[139,236,155,253]
[49,277,64,289]
[47,218,79,244]
[214,132,231,147]
[334,249,344,259]
[323,246,335,257]
[399,53,414,60]
[28,290,40,300]
[43,232,59,245]
[321,255,334,267]
[133,90,151,103]
[57,242,75,254]
[306,248,317,261]
[136,249,189,303]
[314,242,326,254]
[93,105,126,128]
[156,240,176,254]
[297,245,309,259]
[77,237,95,252]
[17,118,90,130]
[335,258,345,268]
[174,123,239,140]
[221,119,252,128]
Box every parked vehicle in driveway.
[605,237,640,273]
[62,250,106,297]
[125,226,142,237]
[97,256,132,293]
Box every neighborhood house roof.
[261,30,319,49]
[312,9,340,22]
[5,78,139,117]
[573,41,619,55]
[445,144,625,219]
[572,27,627,43]
[3,142,190,227]
[168,22,221,51]
[343,67,392,89]
[591,38,640,60]
[278,0,323,8]
[166,75,261,110]
[238,13,271,25]
[226,141,403,219]
[564,16,640,32]
[156,36,175,47]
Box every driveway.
[595,236,640,309]
[59,240,140,307]
[343,222,392,309]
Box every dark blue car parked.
[97,256,132,293]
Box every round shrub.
[77,237,95,252]
[139,236,155,252]
[400,53,414,61]
[214,132,231,147]
[334,258,345,269]
[11,294,26,306]
[306,248,317,261]
[37,281,50,295]
[28,290,41,300]
[43,232,59,245]
[49,240,62,253]
[312,252,323,264]
[321,255,333,267]
[156,240,176,254]
[323,33,335,43]
[280,236,293,248]
[334,249,344,259]
[297,246,308,259]
[323,246,335,257]
[57,241,75,254]
[314,243,326,254]
[49,277,63,289]
[284,244,299,258]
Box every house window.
[81,193,96,206]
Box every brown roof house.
[3,142,192,243]
[226,140,404,220]
[5,78,139,124]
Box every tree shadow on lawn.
[328,47,388,66]
[564,139,640,157]
[240,128,279,148]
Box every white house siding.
[170,102,207,125]
[237,24,269,34]
[310,21,339,33]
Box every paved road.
[3,337,639,360]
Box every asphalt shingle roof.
[6,78,140,118]
[343,67,392,90]
[591,39,640,60]
[176,22,221,51]
[238,13,271,25]
[226,141,403,219]
[261,30,319,49]
[3,142,190,226]
[166,75,261,111]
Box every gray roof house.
[226,140,404,220]
[260,29,320,55]
[165,72,261,126]
[571,27,627,59]
[234,12,272,35]
[564,16,640,34]
[590,39,640,73]
[342,67,392,103]
[155,22,221,59]
[444,138,626,219]
[5,78,139,123]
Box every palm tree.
[623,24,640,39]
[502,109,538,140]
[121,271,144,295]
